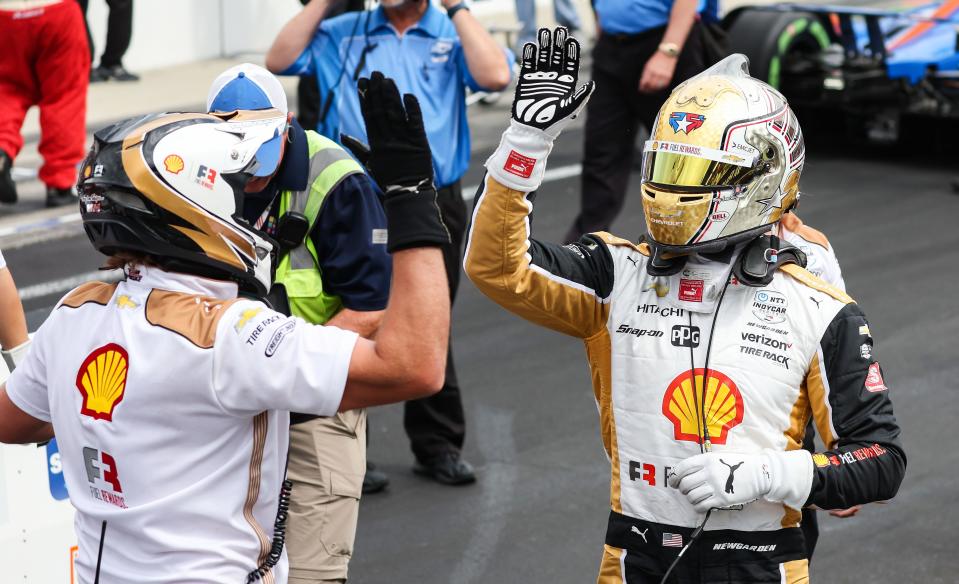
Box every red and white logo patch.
[864,362,887,392]
[678,279,704,302]
[504,150,536,179]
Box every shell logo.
[812,453,831,468]
[163,154,185,175]
[76,343,129,422]
[662,368,743,445]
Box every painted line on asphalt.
[462,162,582,200]
[19,270,122,302]
[0,212,81,239]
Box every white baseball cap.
[206,63,288,115]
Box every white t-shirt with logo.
[6,265,357,583]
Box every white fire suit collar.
[657,247,742,314]
[121,263,239,300]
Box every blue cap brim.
[253,132,283,177]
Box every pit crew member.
[0,73,450,583]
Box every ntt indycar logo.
[751,289,788,324]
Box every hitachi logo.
[637,304,684,318]
[740,332,791,350]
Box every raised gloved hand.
[356,71,449,252]
[486,27,595,192]
[667,450,813,513]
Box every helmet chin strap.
[643,229,808,285]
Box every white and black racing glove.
[668,450,814,513]
[486,27,595,192]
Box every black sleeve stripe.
[527,233,615,301]
[806,303,906,509]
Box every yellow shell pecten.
[662,368,743,445]
[76,344,129,421]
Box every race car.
[722,0,959,142]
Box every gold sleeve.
[463,175,612,339]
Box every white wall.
[83,0,599,72]
[84,0,302,71]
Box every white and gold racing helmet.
[78,110,289,296]
[641,54,805,256]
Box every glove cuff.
[762,449,814,511]
[383,185,451,253]
[485,120,554,192]
[2,339,31,372]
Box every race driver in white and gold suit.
[465,28,905,583]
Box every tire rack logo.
[739,332,791,369]
[76,343,129,422]
[751,289,788,324]
[663,368,743,445]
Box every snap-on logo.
[504,150,536,179]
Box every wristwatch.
[657,42,680,58]
[447,1,470,19]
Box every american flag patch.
[662,533,683,547]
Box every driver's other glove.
[486,27,595,192]
[668,450,813,513]
[356,71,449,252]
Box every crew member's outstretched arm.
[338,72,453,410]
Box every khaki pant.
[286,409,366,583]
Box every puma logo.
[626,256,638,267]
[630,525,649,543]
[720,459,744,494]
[810,296,822,308]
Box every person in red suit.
[0,0,88,207]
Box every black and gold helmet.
[641,55,805,257]
[77,110,288,296]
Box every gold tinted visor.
[642,141,759,187]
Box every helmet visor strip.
[643,140,759,188]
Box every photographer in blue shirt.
[266,0,512,495]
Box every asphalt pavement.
[4,76,959,583]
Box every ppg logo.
[671,325,700,348]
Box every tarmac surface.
[4,61,959,583]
